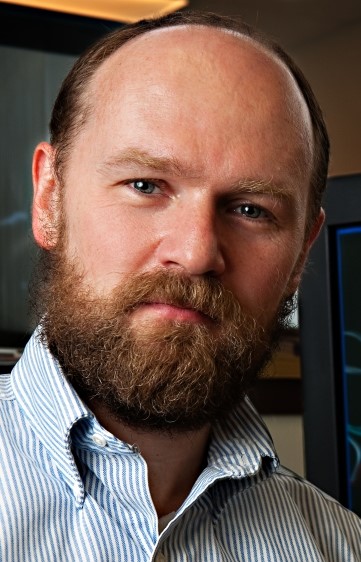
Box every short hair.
[50,10,329,229]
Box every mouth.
[130,300,216,325]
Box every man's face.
[52,28,317,324]
[32,26,323,429]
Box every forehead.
[72,25,313,196]
[90,25,310,118]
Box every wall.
[264,415,305,476]
[291,20,361,177]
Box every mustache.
[103,269,242,323]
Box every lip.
[132,301,214,325]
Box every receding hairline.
[89,23,293,90]
[86,22,313,149]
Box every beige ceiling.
[188,0,361,50]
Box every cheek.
[227,240,302,320]
[63,200,157,291]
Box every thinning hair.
[50,10,329,228]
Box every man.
[0,10,360,561]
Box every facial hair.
[33,248,292,433]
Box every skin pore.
[32,26,324,517]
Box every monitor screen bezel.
[300,173,361,509]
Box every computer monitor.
[300,173,361,515]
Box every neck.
[89,400,211,517]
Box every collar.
[209,396,278,478]
[11,328,90,506]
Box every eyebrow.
[99,148,201,179]
[99,148,297,203]
[229,178,295,202]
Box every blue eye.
[132,180,157,194]
[237,204,265,219]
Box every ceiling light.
[0,0,188,23]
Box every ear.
[32,142,60,250]
[288,208,325,294]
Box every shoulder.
[270,465,361,553]
[274,464,358,516]
[208,463,360,561]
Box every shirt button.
[92,433,107,447]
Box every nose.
[155,201,226,277]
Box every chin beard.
[32,249,294,433]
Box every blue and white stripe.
[0,330,360,561]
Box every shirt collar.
[11,328,89,504]
[208,397,278,478]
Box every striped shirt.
[0,330,360,561]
